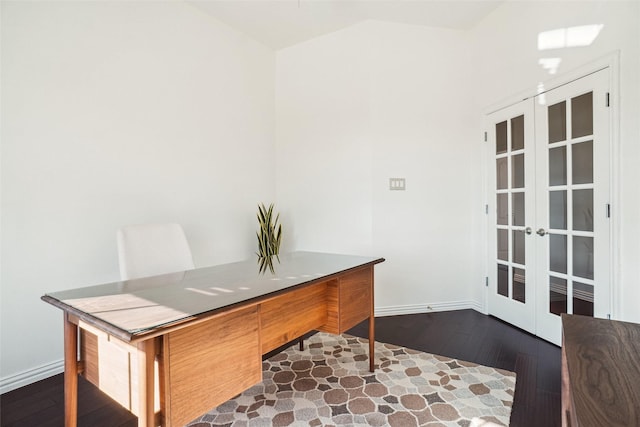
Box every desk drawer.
[259,281,328,354]
[163,305,261,427]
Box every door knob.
[537,228,547,236]
[525,227,532,235]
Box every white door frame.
[481,52,620,332]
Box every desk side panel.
[80,329,100,387]
[163,305,261,427]
[317,267,373,335]
[79,327,160,416]
[338,267,373,332]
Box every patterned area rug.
[187,333,516,427]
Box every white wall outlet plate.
[389,178,406,191]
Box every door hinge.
[606,92,610,107]
[485,277,489,287]
[484,131,487,142]
[485,204,489,214]
[606,203,611,218]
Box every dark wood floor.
[349,310,562,427]
[0,310,560,426]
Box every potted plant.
[256,203,282,273]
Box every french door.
[486,101,536,333]
[487,69,611,345]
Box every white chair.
[116,223,194,280]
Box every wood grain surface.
[259,282,328,354]
[562,314,640,427]
[163,306,261,427]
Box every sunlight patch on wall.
[538,25,604,50]
[539,57,562,75]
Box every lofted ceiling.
[187,0,505,50]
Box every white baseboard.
[375,300,484,317]
[1,301,484,394]
[0,359,64,395]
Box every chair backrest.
[116,223,194,280]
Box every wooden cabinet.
[561,314,640,427]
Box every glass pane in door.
[548,101,567,143]
[497,158,508,189]
[513,267,526,303]
[498,264,509,297]
[512,154,525,188]
[549,147,567,186]
[512,193,525,226]
[571,92,593,138]
[572,141,593,184]
[573,236,594,280]
[572,189,593,231]
[511,115,525,150]
[549,191,567,229]
[497,194,508,225]
[549,235,567,274]
[513,230,525,265]
[573,282,594,316]
[549,277,568,315]
[496,121,507,154]
[497,229,508,261]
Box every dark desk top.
[562,314,640,426]
[42,251,384,341]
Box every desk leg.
[63,314,78,427]
[137,340,156,427]
[369,282,375,373]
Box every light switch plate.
[389,178,406,191]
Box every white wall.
[275,24,373,256]
[369,22,479,312]
[276,21,479,315]
[1,1,275,391]
[470,1,640,322]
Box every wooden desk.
[561,314,640,427]
[42,252,384,427]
